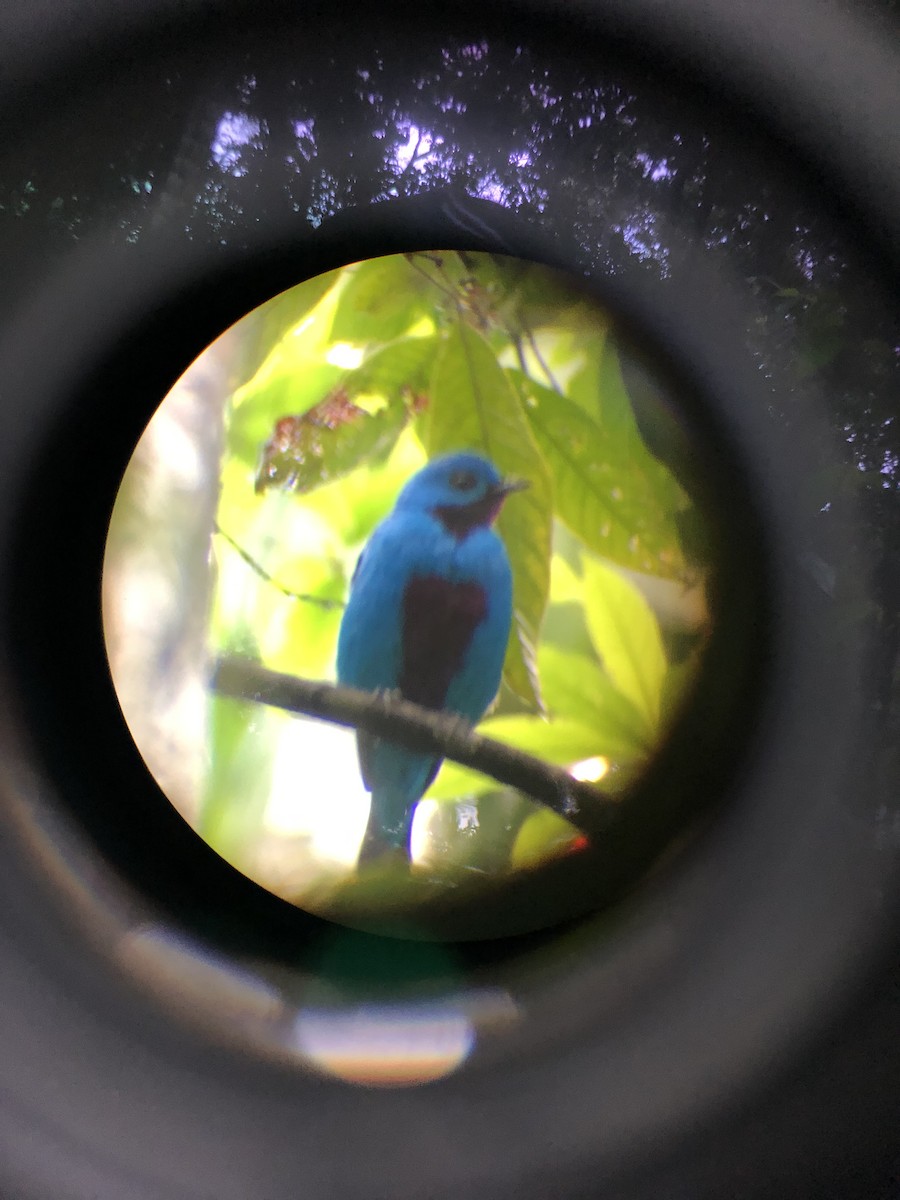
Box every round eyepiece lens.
[103,250,721,940]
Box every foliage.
[201,252,709,892]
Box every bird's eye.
[448,469,478,491]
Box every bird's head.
[396,452,528,537]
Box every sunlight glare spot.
[569,755,609,783]
[326,342,365,369]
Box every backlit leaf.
[581,557,667,733]
[254,392,409,495]
[523,376,687,579]
[329,255,434,344]
[510,807,585,870]
[424,320,553,711]
[538,643,653,759]
[425,715,606,801]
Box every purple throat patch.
[433,494,503,537]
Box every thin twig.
[404,253,463,306]
[396,131,424,181]
[524,324,564,395]
[512,332,529,376]
[210,655,619,837]
[213,522,345,610]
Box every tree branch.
[210,655,620,837]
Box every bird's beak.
[494,477,530,498]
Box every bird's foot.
[556,778,579,817]
[442,713,477,748]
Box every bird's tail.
[356,734,441,866]
[357,795,412,865]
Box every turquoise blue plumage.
[336,452,525,864]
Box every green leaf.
[228,266,435,478]
[246,334,440,497]
[346,334,436,402]
[255,394,410,495]
[538,643,653,759]
[522,376,688,579]
[329,255,434,344]
[237,270,343,383]
[581,557,667,734]
[425,714,605,801]
[228,288,344,467]
[510,807,583,870]
[423,320,553,711]
[300,426,427,548]
[564,326,614,424]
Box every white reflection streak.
[120,926,283,1026]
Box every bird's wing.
[349,545,365,586]
[336,523,407,695]
[354,574,487,796]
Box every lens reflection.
[293,1004,476,1087]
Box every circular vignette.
[3,196,771,946]
[0,6,895,1200]
[99,245,738,940]
[0,190,869,1173]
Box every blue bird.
[336,452,526,865]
